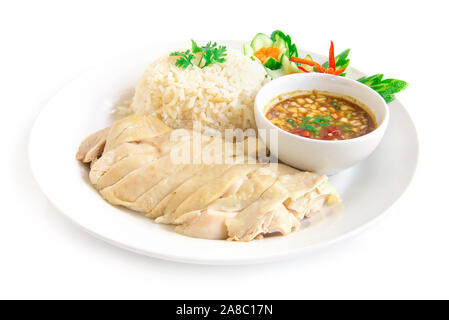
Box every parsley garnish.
[169,50,195,68]
[310,115,333,128]
[300,123,319,135]
[299,115,334,136]
[170,40,227,69]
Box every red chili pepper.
[327,126,341,137]
[333,68,346,76]
[301,130,310,137]
[325,68,346,75]
[329,41,336,70]
[296,65,310,73]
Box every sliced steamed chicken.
[77,115,340,241]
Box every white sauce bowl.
[254,73,389,175]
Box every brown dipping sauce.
[265,90,377,140]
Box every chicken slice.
[100,153,178,207]
[206,164,296,213]
[76,127,110,163]
[175,209,237,240]
[175,204,298,241]
[172,164,262,224]
[133,137,224,217]
[265,205,300,236]
[136,164,204,217]
[280,172,340,219]
[100,131,220,209]
[152,137,258,222]
[226,181,291,241]
[89,142,159,186]
[176,165,306,240]
[278,172,328,201]
[154,164,233,224]
[205,166,277,212]
[93,132,182,189]
[96,154,161,190]
[104,115,171,153]
[89,130,186,187]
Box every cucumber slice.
[263,55,298,78]
[271,30,298,58]
[263,57,282,70]
[265,68,284,79]
[250,33,273,51]
[280,54,299,74]
[243,43,254,56]
[272,37,288,54]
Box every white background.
[1,0,447,299]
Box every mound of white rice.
[123,48,268,133]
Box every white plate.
[29,40,418,265]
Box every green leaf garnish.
[170,40,227,69]
[310,115,333,128]
[298,115,334,135]
[169,50,195,69]
[200,43,227,68]
[300,124,319,135]
[191,40,202,54]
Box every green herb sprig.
[308,115,333,128]
[300,123,319,135]
[299,115,334,136]
[169,50,195,69]
[170,40,227,69]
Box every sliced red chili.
[333,68,346,76]
[328,126,341,136]
[322,126,342,140]
[296,65,310,73]
[301,130,310,137]
[329,41,336,70]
